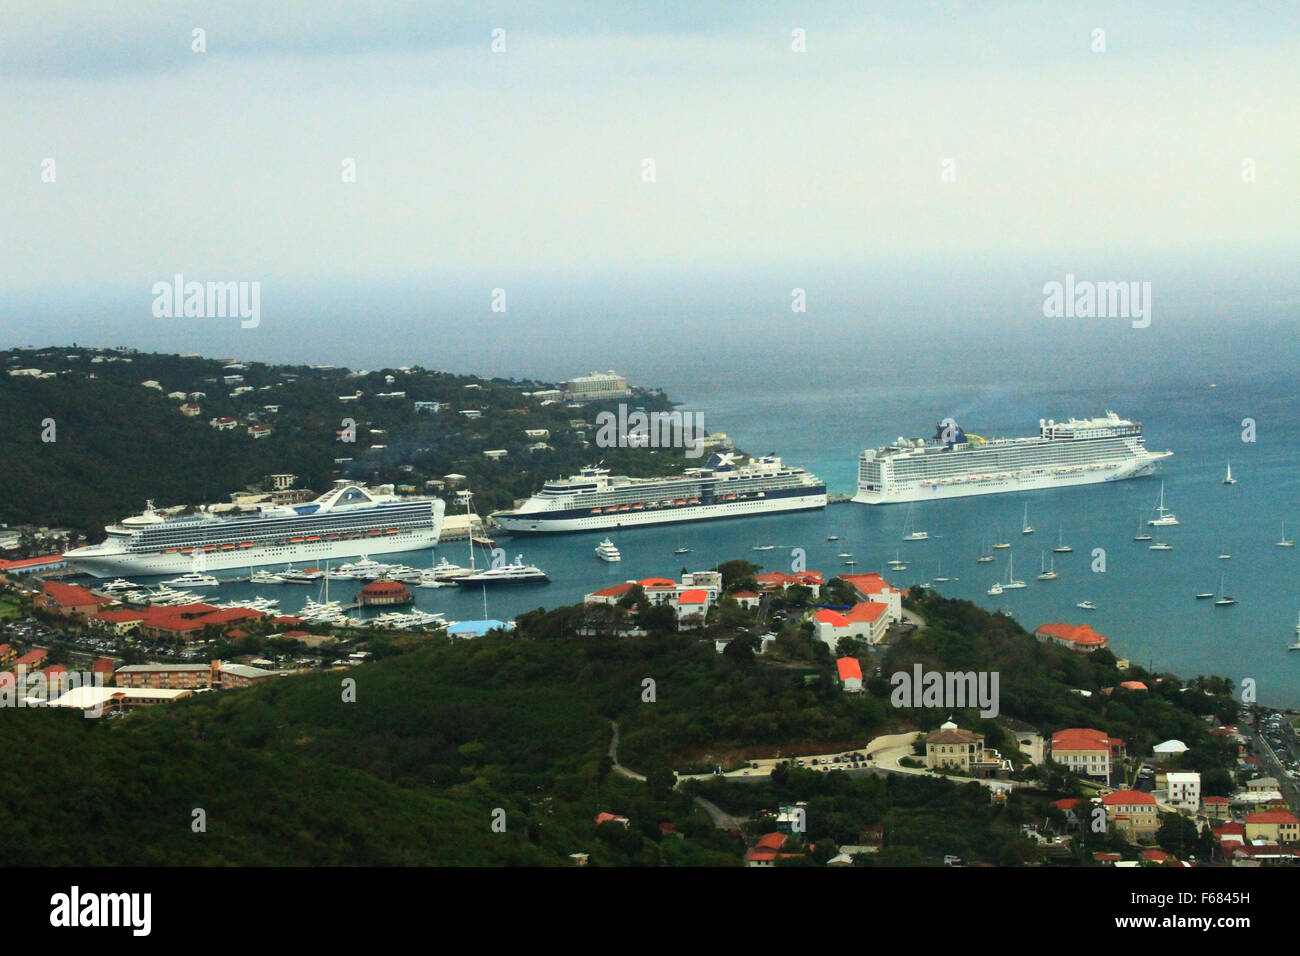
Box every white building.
[563,370,631,401]
[1165,772,1201,812]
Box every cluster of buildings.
[38,580,268,643]
[585,571,723,628]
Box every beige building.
[1100,790,1159,843]
[926,720,986,773]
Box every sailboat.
[1148,481,1179,526]
[1002,553,1027,589]
[888,549,906,569]
[902,508,929,541]
[1276,522,1294,548]
[1290,613,1300,650]
[976,540,995,563]
[1133,511,1153,542]
[1053,524,1072,553]
[1149,532,1173,551]
[1214,573,1236,607]
[1036,551,1058,581]
[934,560,950,583]
[1223,461,1236,485]
[1021,503,1034,535]
[992,529,1011,550]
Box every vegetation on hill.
[0,346,717,538]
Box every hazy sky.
[1,1,1296,365]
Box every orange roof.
[0,554,64,571]
[732,591,759,599]
[13,649,48,666]
[846,602,887,623]
[1119,681,1148,691]
[813,609,848,627]
[836,657,863,681]
[1035,622,1108,647]
[638,578,677,589]
[1052,727,1121,754]
[40,580,111,608]
[1140,849,1170,862]
[594,812,627,825]
[1246,809,1300,825]
[754,832,787,850]
[591,582,636,598]
[676,589,708,605]
[839,573,897,596]
[1101,789,1156,807]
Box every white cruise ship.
[492,453,826,534]
[853,412,1171,505]
[66,481,445,577]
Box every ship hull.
[853,460,1158,505]
[494,492,827,534]
[66,528,443,578]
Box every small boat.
[1001,553,1027,589]
[1076,600,1096,610]
[250,569,285,584]
[838,552,853,558]
[1291,613,1300,649]
[1149,534,1173,551]
[1223,461,1236,485]
[1195,592,1214,600]
[674,547,691,555]
[1036,551,1058,581]
[987,582,1003,596]
[827,535,839,541]
[595,538,622,562]
[842,559,857,566]
[934,560,950,583]
[1133,511,1153,542]
[752,545,775,552]
[976,540,994,563]
[1053,525,1072,553]
[1021,504,1034,535]
[1276,522,1294,548]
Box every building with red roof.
[359,579,413,606]
[754,571,823,599]
[1100,790,1158,843]
[811,601,890,649]
[1245,809,1300,844]
[837,573,903,623]
[1034,622,1109,654]
[1203,795,1231,821]
[745,832,792,867]
[730,591,760,610]
[0,643,14,667]
[1050,728,1126,780]
[91,608,146,635]
[0,554,67,575]
[594,812,629,827]
[13,648,48,669]
[38,580,111,619]
[835,657,863,693]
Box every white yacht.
[1053,525,1072,553]
[1133,512,1153,542]
[162,572,218,588]
[99,578,140,593]
[1223,462,1236,485]
[281,567,325,584]
[1214,574,1236,607]
[1149,535,1173,551]
[1148,481,1179,526]
[428,557,474,581]
[1076,600,1096,610]
[1276,522,1294,548]
[902,510,929,541]
[456,555,550,585]
[595,538,622,562]
[1021,504,1034,535]
[249,569,285,584]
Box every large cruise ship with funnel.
[66,481,445,577]
[492,453,826,534]
[853,412,1171,505]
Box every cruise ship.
[65,481,445,577]
[853,412,1171,505]
[492,453,827,534]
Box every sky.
[1,1,1297,373]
